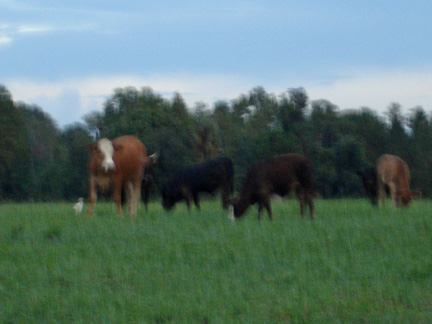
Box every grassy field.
[1,199,432,323]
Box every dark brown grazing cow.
[357,167,390,206]
[229,153,315,220]
[376,154,418,207]
[87,135,155,216]
[356,167,379,206]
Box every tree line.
[1,84,432,202]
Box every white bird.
[73,198,84,214]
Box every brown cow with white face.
[87,135,154,216]
[376,154,418,207]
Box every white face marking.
[98,138,116,172]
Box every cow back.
[169,157,233,192]
[377,154,410,189]
[243,153,313,197]
[111,135,148,179]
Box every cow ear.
[113,143,123,151]
[149,152,159,164]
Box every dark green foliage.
[1,84,432,200]
[61,124,94,200]
[0,87,31,200]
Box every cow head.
[227,198,249,219]
[161,185,176,211]
[400,190,421,207]
[89,138,118,172]
[400,190,412,207]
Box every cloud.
[16,25,53,34]
[0,23,54,46]
[304,67,432,113]
[5,73,253,126]
[6,67,432,127]
[0,35,13,45]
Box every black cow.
[230,153,315,220]
[356,167,378,206]
[161,157,234,211]
[356,166,391,206]
[141,170,154,210]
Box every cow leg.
[377,178,386,208]
[221,184,230,209]
[193,193,200,210]
[296,186,306,218]
[264,200,273,220]
[180,186,193,212]
[185,197,191,211]
[131,177,142,217]
[395,189,402,207]
[125,181,134,215]
[388,183,398,207]
[143,186,149,211]
[87,176,97,216]
[306,192,315,219]
[258,204,263,220]
[258,199,272,220]
[113,177,123,216]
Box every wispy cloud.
[0,35,13,45]
[304,67,432,112]
[16,25,53,34]
[5,73,253,126]
[6,67,432,127]
[0,23,55,46]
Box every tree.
[407,107,432,195]
[339,108,388,163]
[279,87,308,132]
[0,86,31,200]
[333,136,366,196]
[61,124,93,200]
[386,103,409,159]
[19,104,65,200]
[310,99,339,148]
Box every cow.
[229,153,315,220]
[87,135,154,216]
[161,157,234,211]
[376,154,418,207]
[356,167,379,206]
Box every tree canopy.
[1,84,432,201]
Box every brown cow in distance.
[229,153,315,220]
[87,135,156,216]
[376,154,418,207]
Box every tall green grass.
[1,199,432,323]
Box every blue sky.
[1,0,432,127]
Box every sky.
[1,0,432,127]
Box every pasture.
[1,199,432,323]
